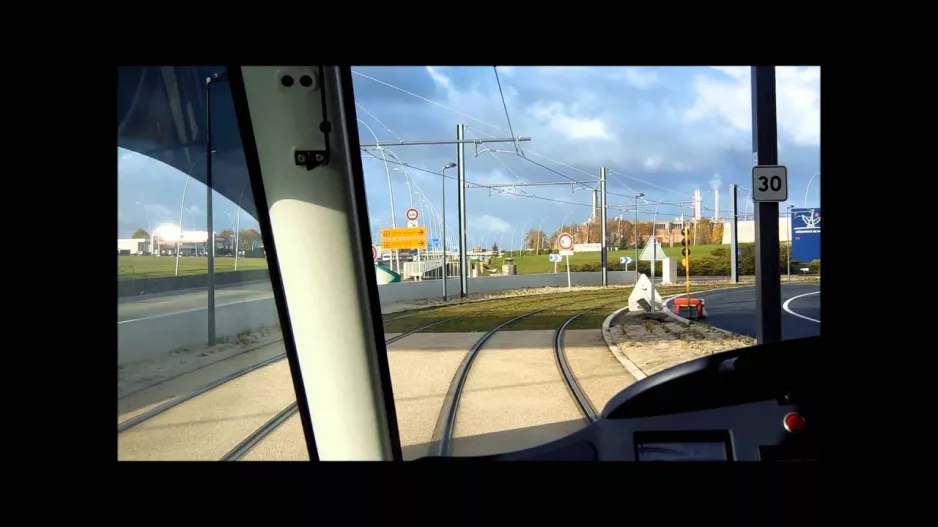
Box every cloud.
[119,66,820,241]
[622,68,660,89]
[474,214,511,233]
[683,66,820,147]
[710,173,722,190]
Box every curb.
[661,290,754,339]
[600,284,758,380]
[601,306,648,381]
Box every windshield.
[117,66,820,461]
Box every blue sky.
[117,66,820,248]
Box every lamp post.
[441,162,457,299]
[136,201,151,254]
[634,193,644,282]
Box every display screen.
[634,431,733,461]
[636,442,729,461]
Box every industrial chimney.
[693,189,702,220]
[713,191,719,222]
[591,189,599,221]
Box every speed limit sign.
[751,165,788,202]
[405,208,419,221]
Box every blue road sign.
[428,238,441,248]
[790,207,821,262]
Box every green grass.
[488,245,725,275]
[382,284,731,333]
[117,255,269,279]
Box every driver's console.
[421,336,821,461]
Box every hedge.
[566,243,820,276]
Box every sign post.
[548,253,562,274]
[558,232,574,288]
[639,237,666,311]
[619,256,632,272]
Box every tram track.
[218,315,465,461]
[117,315,467,437]
[118,287,661,460]
[429,298,620,457]
[222,291,623,461]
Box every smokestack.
[591,189,599,221]
[694,189,701,220]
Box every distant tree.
[239,228,263,251]
[132,229,149,239]
[491,242,499,255]
[525,228,547,251]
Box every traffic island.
[607,311,755,378]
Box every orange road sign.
[381,238,428,250]
[380,227,427,239]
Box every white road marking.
[782,291,821,323]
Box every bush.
[563,243,819,277]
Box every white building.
[117,238,149,254]
[721,218,792,244]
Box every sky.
[117,66,820,249]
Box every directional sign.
[639,237,666,261]
[405,208,419,221]
[558,232,574,251]
[382,238,428,250]
[619,256,633,265]
[548,254,562,263]
[428,238,441,249]
[751,165,789,202]
[372,245,379,261]
[381,227,427,239]
[407,219,419,228]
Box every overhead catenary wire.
[492,66,522,157]
[354,71,786,220]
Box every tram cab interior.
[117,65,821,462]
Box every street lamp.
[635,193,644,283]
[175,149,216,276]
[786,204,793,281]
[536,216,549,255]
[136,201,151,255]
[359,120,398,272]
[441,162,457,299]
[803,172,821,208]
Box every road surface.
[668,283,820,340]
[117,281,273,322]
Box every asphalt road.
[668,283,820,340]
[117,281,273,322]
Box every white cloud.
[474,214,511,232]
[425,66,453,91]
[622,68,659,89]
[496,66,515,76]
[683,66,820,147]
[527,102,611,141]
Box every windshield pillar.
[229,66,401,461]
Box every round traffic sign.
[558,232,574,251]
[372,245,379,261]
[405,208,419,221]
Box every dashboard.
[419,336,821,462]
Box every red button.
[783,412,805,433]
